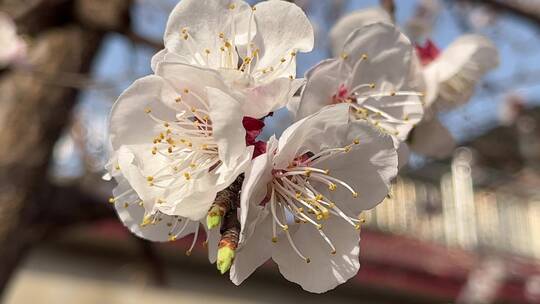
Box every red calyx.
[242,116,267,158]
[415,39,440,66]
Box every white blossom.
[151,0,314,118]
[410,35,499,158]
[296,23,424,144]
[0,12,26,68]
[107,62,253,241]
[230,104,398,293]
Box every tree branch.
[458,0,540,28]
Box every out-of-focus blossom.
[107,62,253,240]
[297,23,424,146]
[230,104,398,293]
[151,0,314,118]
[421,35,499,111]
[410,35,499,158]
[328,6,499,159]
[0,12,26,68]
[405,0,440,42]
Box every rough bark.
[0,25,104,293]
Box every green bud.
[206,213,222,230]
[217,246,235,274]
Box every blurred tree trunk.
[0,0,132,295]
[0,26,103,294]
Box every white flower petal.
[154,62,231,110]
[275,104,352,168]
[344,23,413,91]
[230,212,273,285]
[251,0,314,78]
[112,177,198,242]
[163,0,252,69]
[207,87,250,167]
[242,77,299,118]
[329,7,391,57]
[313,120,398,213]
[296,59,350,120]
[273,217,360,293]
[109,75,177,150]
[238,137,277,243]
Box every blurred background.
[1,0,540,303]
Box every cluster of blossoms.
[105,1,496,293]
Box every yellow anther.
[185,250,192,256]
[166,222,173,227]
[219,32,225,39]
[181,28,188,34]
[201,144,208,150]
[331,250,337,255]
[169,235,177,241]
[146,176,154,182]
[328,183,337,191]
[159,133,165,140]
[403,115,410,121]
[353,138,360,145]
[282,225,289,231]
[243,57,251,64]
[115,164,120,170]
[190,107,197,112]
[361,53,368,60]
[224,41,232,48]
[151,147,157,155]
[144,107,152,113]
[183,34,189,40]
[184,172,191,180]
[187,142,193,147]
[175,96,182,103]
[280,58,286,63]
[288,75,294,80]
[290,51,297,57]
[328,202,336,209]
[305,169,312,177]
[344,145,352,152]
[228,3,236,10]
[220,46,225,52]
[138,201,144,206]
[354,224,361,230]
[352,192,359,198]
[271,237,278,243]
[252,6,256,11]
[124,202,129,208]
[167,147,173,153]
[370,83,376,89]
[317,224,323,230]
[324,169,330,175]
[305,258,311,264]
[340,52,349,60]
[315,194,323,201]
[108,197,116,204]
[390,91,396,96]
[295,192,302,199]
[183,88,190,94]
[141,215,152,227]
